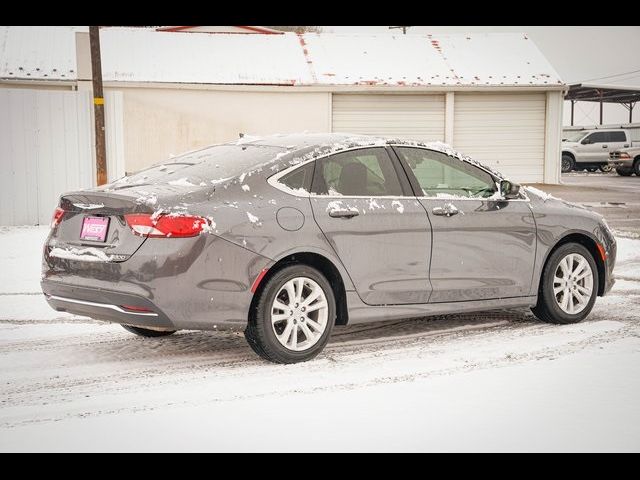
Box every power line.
[577,68,640,83]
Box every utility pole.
[89,26,107,186]
[389,26,412,34]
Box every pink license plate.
[80,216,110,242]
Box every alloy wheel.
[553,253,594,314]
[271,277,329,351]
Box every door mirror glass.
[500,179,521,200]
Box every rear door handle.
[624,144,629,147]
[432,205,459,217]
[329,209,359,218]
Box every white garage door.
[453,93,546,183]
[332,94,445,142]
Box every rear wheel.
[634,158,640,176]
[532,243,598,325]
[561,155,574,173]
[599,164,613,173]
[616,167,633,176]
[121,325,176,337]
[245,265,335,364]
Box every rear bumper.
[41,233,273,330]
[42,281,176,330]
[608,158,633,168]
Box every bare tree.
[264,26,323,34]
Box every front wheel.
[245,265,335,364]
[531,243,598,324]
[599,164,613,173]
[561,155,574,173]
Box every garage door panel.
[454,93,546,183]
[332,94,445,142]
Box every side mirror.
[581,138,591,145]
[500,179,521,200]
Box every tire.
[121,324,176,337]
[616,167,633,176]
[245,265,336,364]
[531,243,599,325]
[599,164,613,173]
[561,155,574,173]
[634,158,640,176]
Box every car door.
[579,131,609,162]
[309,147,432,305]
[393,146,536,303]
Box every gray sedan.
[42,134,617,363]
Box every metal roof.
[566,83,640,103]
[1,26,564,88]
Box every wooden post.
[630,102,635,124]
[89,26,107,186]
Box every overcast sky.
[323,26,640,125]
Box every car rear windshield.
[120,144,285,186]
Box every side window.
[608,131,627,142]
[311,148,403,196]
[396,147,497,198]
[588,132,608,143]
[278,162,314,193]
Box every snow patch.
[241,184,251,192]
[246,212,260,225]
[168,178,197,187]
[49,247,114,263]
[523,185,557,201]
[72,203,104,210]
[392,200,405,213]
[135,191,158,207]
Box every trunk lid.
[49,191,153,262]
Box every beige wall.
[114,87,330,173]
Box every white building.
[0,26,565,225]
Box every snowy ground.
[1,226,639,452]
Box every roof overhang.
[566,83,640,104]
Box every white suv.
[562,129,632,173]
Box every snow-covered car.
[41,133,617,364]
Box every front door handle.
[329,208,359,219]
[602,145,608,148]
[624,144,629,147]
[432,204,459,217]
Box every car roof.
[229,132,384,150]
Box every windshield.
[564,131,587,142]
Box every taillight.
[51,207,65,228]
[125,214,208,238]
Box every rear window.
[278,162,315,193]
[608,131,627,142]
[114,144,285,187]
